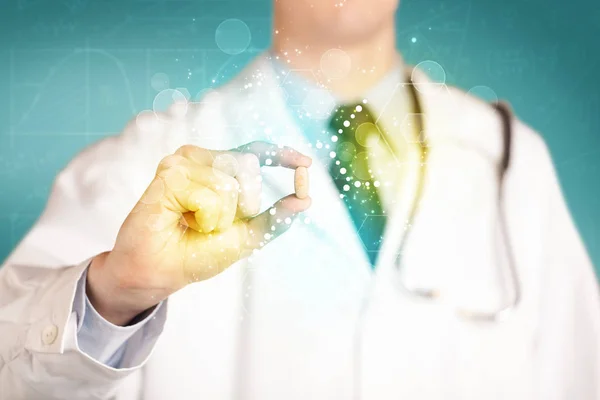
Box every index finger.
[234,141,312,169]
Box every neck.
[271,17,398,102]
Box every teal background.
[0,0,598,276]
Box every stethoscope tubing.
[352,88,520,400]
[393,95,520,322]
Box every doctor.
[1,0,599,399]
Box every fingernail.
[300,155,312,166]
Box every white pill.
[294,167,309,199]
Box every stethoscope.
[393,78,520,322]
[351,78,520,400]
[255,72,520,322]
[261,59,520,321]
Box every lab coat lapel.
[229,57,372,399]
[243,55,372,273]
[371,67,453,280]
[370,69,429,273]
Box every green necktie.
[329,103,387,268]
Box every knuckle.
[202,192,221,209]
[195,194,221,216]
[158,154,186,170]
[229,177,241,191]
[218,176,240,194]
[177,145,212,165]
[239,152,260,169]
[175,144,200,156]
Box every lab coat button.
[41,325,58,345]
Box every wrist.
[87,252,156,326]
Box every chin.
[275,0,398,47]
[317,17,393,46]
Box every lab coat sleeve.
[0,111,179,399]
[75,267,166,369]
[0,257,167,400]
[534,139,600,400]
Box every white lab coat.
[1,55,599,400]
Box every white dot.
[215,18,252,55]
[316,141,323,149]
[374,181,380,187]
[284,217,292,224]
[343,184,350,191]
[350,114,355,119]
[269,208,277,215]
[340,167,347,174]
[331,135,338,142]
[354,181,361,187]
[355,105,363,112]
[338,129,343,134]
[329,151,336,158]
[153,89,188,117]
[151,73,170,92]
[320,48,352,80]
[411,37,417,43]
[343,120,350,127]
[264,233,272,240]
[265,158,272,165]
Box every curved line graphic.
[15,48,138,128]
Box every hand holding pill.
[89,141,312,325]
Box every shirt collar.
[266,52,408,145]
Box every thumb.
[244,194,312,250]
